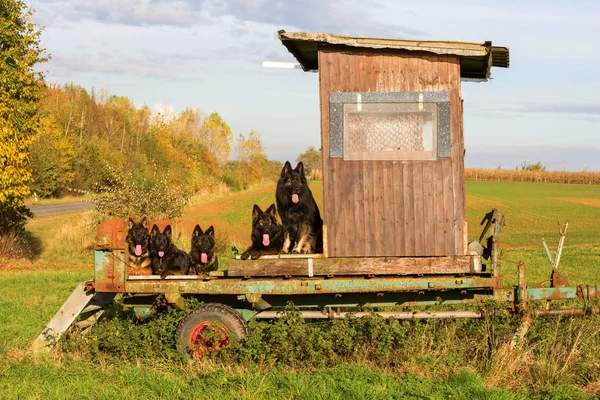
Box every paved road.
[28,202,95,217]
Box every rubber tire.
[175,303,248,358]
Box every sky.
[29,0,600,171]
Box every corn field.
[465,168,600,185]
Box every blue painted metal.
[542,239,554,265]
[94,249,126,292]
[123,275,502,296]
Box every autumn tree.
[0,0,47,235]
[296,146,321,174]
[201,112,232,164]
[30,116,75,198]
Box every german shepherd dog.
[276,161,323,254]
[240,204,284,260]
[190,225,218,273]
[126,217,152,275]
[150,224,191,278]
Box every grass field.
[1,180,600,399]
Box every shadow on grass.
[23,230,43,259]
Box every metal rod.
[542,238,554,265]
[535,307,599,317]
[518,261,527,311]
[553,221,568,271]
[254,310,483,320]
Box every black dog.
[241,204,284,260]
[150,224,191,278]
[276,161,323,254]
[190,225,218,273]
[126,217,152,275]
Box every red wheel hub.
[188,321,231,359]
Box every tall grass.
[59,300,600,398]
[465,168,600,184]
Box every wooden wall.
[319,48,465,257]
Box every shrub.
[90,164,189,222]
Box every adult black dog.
[240,204,283,260]
[150,224,191,278]
[276,161,323,254]
[125,217,152,275]
[190,225,218,273]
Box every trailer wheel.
[175,303,248,359]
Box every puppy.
[150,224,191,278]
[241,204,283,260]
[190,225,218,273]
[125,217,152,275]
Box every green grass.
[1,180,600,399]
[464,181,600,286]
[0,360,535,400]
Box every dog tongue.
[134,245,142,256]
[292,193,299,203]
[158,251,164,258]
[262,234,270,247]
[201,253,208,263]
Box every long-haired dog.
[190,225,218,273]
[126,217,152,275]
[241,204,283,260]
[276,161,323,254]
[150,224,191,278]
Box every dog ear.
[252,204,262,219]
[281,161,292,177]
[266,203,277,217]
[151,224,160,237]
[205,226,215,236]
[193,224,202,237]
[128,218,134,229]
[163,225,172,237]
[140,216,148,229]
[294,162,305,176]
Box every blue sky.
[31,0,600,170]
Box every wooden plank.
[393,161,405,255]
[403,162,415,255]
[331,52,345,257]
[227,255,477,277]
[412,162,425,255]
[448,58,464,255]
[318,50,332,247]
[422,161,434,255]
[433,160,446,255]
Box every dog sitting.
[190,225,218,273]
[150,224,191,278]
[241,204,283,260]
[276,161,323,254]
[125,217,152,275]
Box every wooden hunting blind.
[279,31,509,259]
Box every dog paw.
[240,252,250,260]
[250,252,261,260]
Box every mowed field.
[1,180,600,399]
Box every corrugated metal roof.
[278,30,509,81]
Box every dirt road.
[28,202,94,217]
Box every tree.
[236,130,265,163]
[30,116,75,198]
[0,0,47,235]
[520,161,546,172]
[296,146,321,174]
[201,112,232,164]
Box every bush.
[90,164,189,222]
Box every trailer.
[31,31,599,358]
